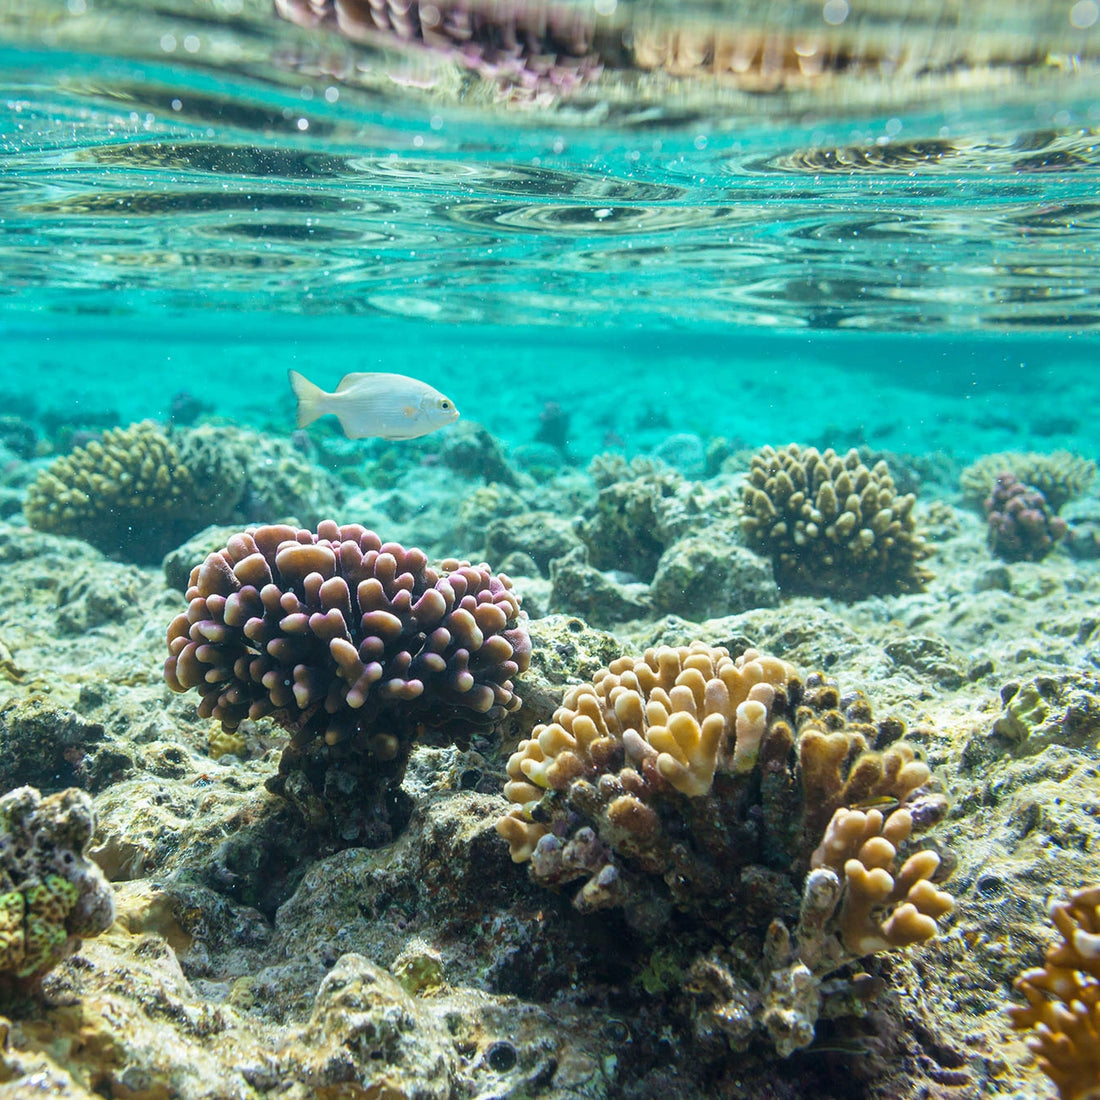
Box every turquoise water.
[3,320,1098,464]
[3,0,1100,464]
[3,5,1100,1096]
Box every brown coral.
[1008,886,1100,1100]
[165,520,531,845]
[809,805,954,959]
[740,443,932,599]
[961,450,1096,514]
[25,421,197,563]
[498,642,942,913]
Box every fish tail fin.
[288,369,328,428]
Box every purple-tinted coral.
[165,521,530,845]
[984,473,1068,562]
[274,0,610,98]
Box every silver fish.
[288,369,460,441]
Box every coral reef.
[588,452,668,489]
[1063,499,1100,560]
[175,423,340,530]
[547,546,651,625]
[577,460,739,580]
[0,698,109,792]
[437,421,521,487]
[649,530,778,620]
[652,433,707,478]
[0,464,1095,1098]
[533,401,571,457]
[449,483,526,556]
[1008,885,1100,1100]
[0,786,114,991]
[295,953,458,1097]
[984,473,1068,562]
[484,512,582,577]
[577,460,687,578]
[24,420,200,563]
[992,673,1100,754]
[22,421,340,565]
[498,642,952,1055]
[740,443,933,599]
[961,451,1096,514]
[164,520,531,846]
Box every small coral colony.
[4,417,1099,1096]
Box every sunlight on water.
[3,0,1100,332]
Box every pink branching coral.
[985,473,1068,562]
[165,520,530,845]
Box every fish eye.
[440,399,452,409]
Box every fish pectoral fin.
[403,406,417,418]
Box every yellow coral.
[208,727,247,761]
[499,644,796,861]
[1009,886,1100,1100]
[0,891,25,973]
[810,806,954,957]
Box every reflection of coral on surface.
[1008,886,1100,1100]
[740,443,932,599]
[498,642,952,1055]
[274,0,610,98]
[984,473,1068,562]
[165,520,531,846]
[0,786,115,991]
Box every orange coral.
[1008,886,1100,1100]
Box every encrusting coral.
[1008,886,1100,1100]
[740,443,932,599]
[0,786,115,992]
[165,520,531,846]
[498,642,953,1055]
[25,420,198,563]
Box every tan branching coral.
[961,451,1096,514]
[1008,886,1100,1100]
[497,642,953,1055]
[499,645,793,861]
[25,421,197,562]
[740,443,932,599]
[809,806,954,959]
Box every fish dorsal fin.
[335,372,414,393]
[335,372,375,392]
